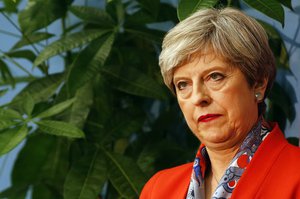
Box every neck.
[204,147,239,199]
[206,146,240,181]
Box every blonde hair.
[159,7,276,98]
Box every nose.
[191,84,211,106]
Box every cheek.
[178,101,197,130]
[219,89,257,130]
[217,83,254,110]
[178,101,191,120]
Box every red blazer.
[140,123,300,198]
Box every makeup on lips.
[198,114,222,123]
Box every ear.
[254,78,268,101]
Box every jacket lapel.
[231,123,287,198]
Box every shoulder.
[153,162,193,177]
[140,163,193,199]
[256,123,300,192]
[269,123,300,157]
[229,123,300,198]
[257,140,300,196]
[263,123,300,163]
[277,141,300,167]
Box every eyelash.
[175,72,225,90]
[176,81,188,90]
[208,72,225,81]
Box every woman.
[140,7,300,199]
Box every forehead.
[173,53,232,77]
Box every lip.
[198,114,222,123]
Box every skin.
[173,52,267,198]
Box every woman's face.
[173,53,266,149]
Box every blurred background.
[0,0,299,198]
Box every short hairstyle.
[159,7,276,101]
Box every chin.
[197,130,233,144]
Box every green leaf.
[157,3,178,23]
[64,148,107,199]
[0,120,20,130]
[67,33,115,95]
[278,42,289,68]
[69,82,93,128]
[12,32,54,50]
[2,0,15,12]
[3,0,21,13]
[137,139,192,174]
[259,20,281,39]
[137,0,160,18]
[125,27,164,43]
[34,30,110,66]
[32,183,63,199]
[259,21,290,69]
[0,125,28,155]
[0,59,15,86]
[18,0,69,34]
[126,9,155,24]
[102,65,168,99]
[106,0,125,25]
[0,108,23,120]
[242,0,285,26]
[12,73,63,107]
[35,98,75,119]
[0,186,27,199]
[38,137,70,194]
[287,137,299,146]
[268,82,295,122]
[0,88,9,96]
[5,50,37,63]
[177,0,218,21]
[104,151,147,198]
[70,6,115,26]
[83,77,113,125]
[276,0,293,10]
[100,112,143,145]
[11,133,56,186]
[36,120,85,138]
[22,92,35,116]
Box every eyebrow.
[173,65,229,83]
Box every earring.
[255,92,261,100]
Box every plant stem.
[227,0,232,6]
[0,50,34,77]
[0,154,9,179]
[0,12,40,55]
[61,16,72,68]
[0,29,20,38]
[0,75,37,86]
[288,18,300,59]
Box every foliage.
[0,0,298,198]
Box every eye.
[176,81,188,90]
[208,72,225,81]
